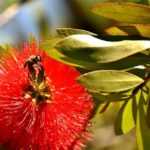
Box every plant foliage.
[42,27,150,150]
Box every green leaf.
[98,53,150,71]
[136,92,150,150]
[55,34,150,63]
[40,38,98,69]
[92,2,150,24]
[78,70,144,93]
[115,99,135,135]
[41,37,150,71]
[56,28,97,37]
[92,91,131,102]
[44,43,150,70]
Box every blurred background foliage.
[0,0,150,150]
[1,0,150,44]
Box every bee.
[24,55,41,68]
[24,55,45,83]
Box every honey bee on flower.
[0,43,93,150]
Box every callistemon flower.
[0,43,94,150]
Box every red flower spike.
[0,43,94,150]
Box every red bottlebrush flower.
[0,43,93,150]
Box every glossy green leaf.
[92,91,131,102]
[92,2,150,24]
[56,28,97,37]
[41,43,101,70]
[115,99,135,135]
[44,43,150,70]
[78,70,144,93]
[99,53,150,71]
[136,92,150,150]
[41,37,149,70]
[55,34,150,63]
